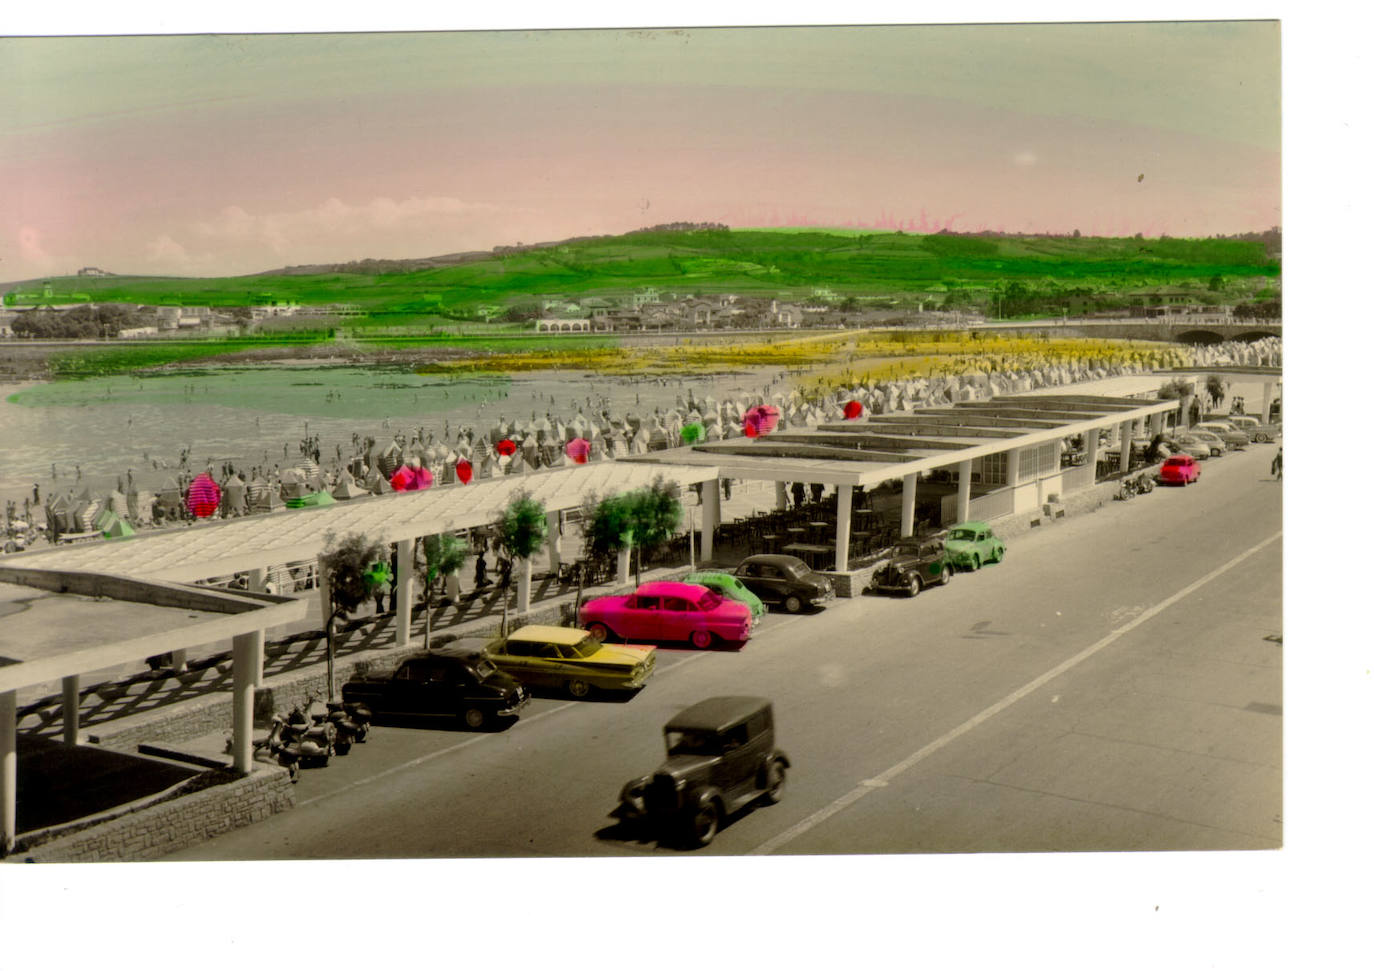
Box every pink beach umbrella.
[564,438,591,464]
[413,467,434,490]
[186,472,221,518]
[743,404,780,437]
[389,465,417,492]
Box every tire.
[907,576,921,597]
[567,678,592,699]
[587,622,612,643]
[939,565,952,585]
[463,707,487,730]
[335,739,352,756]
[287,762,300,784]
[355,724,368,743]
[970,555,981,571]
[761,760,786,805]
[685,800,720,848]
[783,595,803,614]
[689,629,714,650]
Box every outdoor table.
[782,542,835,571]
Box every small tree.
[319,531,392,700]
[501,490,548,618]
[416,531,468,651]
[623,476,683,585]
[1205,374,1227,411]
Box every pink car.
[579,581,753,649]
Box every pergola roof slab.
[11,461,720,585]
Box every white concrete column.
[1180,393,1196,428]
[516,557,533,613]
[445,571,462,602]
[1,690,15,855]
[1149,411,1164,437]
[956,459,973,523]
[395,537,415,649]
[62,675,81,746]
[1006,447,1022,490]
[545,510,562,574]
[1261,381,1275,422]
[230,630,263,775]
[616,545,632,585]
[834,484,853,573]
[169,649,188,674]
[1118,421,1132,473]
[1085,424,1101,479]
[775,482,789,510]
[316,554,332,631]
[899,473,917,537]
[701,479,720,561]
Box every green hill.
[5,228,1279,319]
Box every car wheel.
[761,760,786,805]
[690,629,715,649]
[286,761,300,784]
[587,622,612,643]
[462,707,487,730]
[939,565,952,585]
[685,800,720,848]
[335,739,352,756]
[567,678,592,699]
[783,594,803,614]
[908,576,921,597]
[970,554,981,571]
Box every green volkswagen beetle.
[943,521,1006,571]
[683,571,767,623]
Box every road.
[169,444,1281,860]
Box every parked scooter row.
[1114,471,1156,501]
[242,692,372,782]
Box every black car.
[612,696,788,848]
[867,537,953,597]
[733,554,834,613]
[340,638,529,730]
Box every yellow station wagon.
[484,625,657,699]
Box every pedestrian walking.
[1271,448,1282,480]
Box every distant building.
[76,267,116,278]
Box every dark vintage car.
[340,638,529,730]
[612,696,788,848]
[867,537,953,596]
[733,554,834,614]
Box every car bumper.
[497,693,531,718]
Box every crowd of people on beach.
[3,337,1280,554]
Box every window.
[981,452,1007,486]
[633,596,659,610]
[665,597,690,612]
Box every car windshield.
[567,637,600,659]
[949,528,977,541]
[470,657,497,678]
[696,590,724,610]
[785,562,813,579]
[666,729,723,757]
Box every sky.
[0,19,1281,281]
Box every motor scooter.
[230,713,303,782]
[283,700,336,767]
[324,696,372,753]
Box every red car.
[579,580,754,649]
[1158,454,1201,486]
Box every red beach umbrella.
[186,472,221,518]
[843,400,864,420]
[495,438,518,457]
[564,438,591,464]
[389,465,417,492]
[455,458,473,484]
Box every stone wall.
[19,764,296,863]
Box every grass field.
[8,228,1279,320]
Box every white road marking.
[297,651,708,809]
[746,529,1283,856]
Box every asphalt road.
[168,444,1282,860]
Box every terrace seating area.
[710,494,901,571]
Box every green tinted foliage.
[321,531,391,618]
[501,491,548,560]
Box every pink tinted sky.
[0,22,1279,281]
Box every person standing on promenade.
[1271,447,1282,480]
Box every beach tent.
[331,476,368,500]
[102,516,136,540]
[222,475,247,516]
[287,490,336,509]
